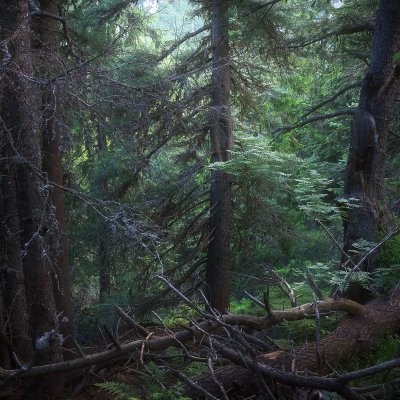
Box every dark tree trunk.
[0,1,63,397]
[97,122,112,303]
[37,0,75,357]
[206,0,233,313]
[0,1,36,367]
[342,0,400,302]
[99,230,112,303]
[0,283,11,370]
[0,154,31,363]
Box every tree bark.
[97,121,112,303]
[36,0,75,357]
[206,0,233,313]
[189,291,400,398]
[0,1,64,397]
[0,0,36,367]
[0,157,31,364]
[342,0,400,302]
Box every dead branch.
[289,20,375,49]
[157,24,211,63]
[215,344,364,400]
[243,290,265,309]
[0,296,366,382]
[114,306,150,337]
[271,108,356,138]
[262,264,297,306]
[301,81,362,119]
[190,289,400,397]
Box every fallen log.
[1,290,400,400]
[189,289,400,398]
[0,297,364,382]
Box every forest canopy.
[0,0,400,399]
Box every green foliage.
[161,303,198,326]
[339,335,400,386]
[142,362,191,400]
[377,232,400,268]
[372,231,400,290]
[94,381,135,400]
[148,383,190,400]
[230,298,258,315]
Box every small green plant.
[149,383,191,400]
[94,381,135,400]
[142,362,191,400]
[230,298,256,314]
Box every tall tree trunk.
[97,121,112,303]
[206,0,233,313]
[0,154,31,363]
[0,1,34,366]
[0,1,63,397]
[342,0,400,302]
[36,0,75,357]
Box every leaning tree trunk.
[36,0,75,357]
[342,0,400,302]
[0,1,63,398]
[206,0,233,313]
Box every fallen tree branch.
[0,297,366,382]
[190,289,400,397]
[215,344,364,400]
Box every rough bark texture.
[0,3,33,367]
[37,0,75,356]
[0,1,63,397]
[0,145,31,364]
[206,0,233,313]
[342,0,400,302]
[190,290,400,398]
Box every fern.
[94,381,135,400]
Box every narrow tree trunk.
[99,230,112,303]
[206,0,233,313]
[97,121,112,303]
[342,0,400,302]
[37,0,75,356]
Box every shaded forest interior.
[0,0,400,399]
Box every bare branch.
[270,108,356,138]
[0,297,366,382]
[335,225,400,296]
[301,81,361,119]
[207,358,229,400]
[243,290,266,309]
[157,24,211,63]
[171,368,220,400]
[289,20,375,49]
[306,269,326,300]
[114,306,150,337]
[216,344,364,400]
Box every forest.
[0,0,400,399]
